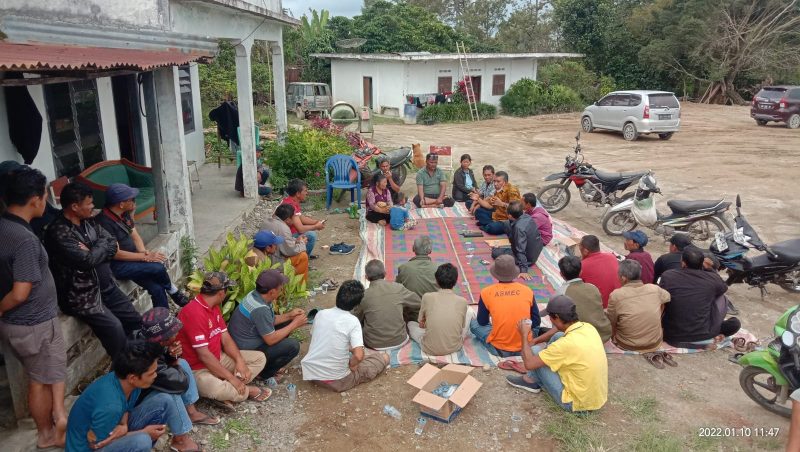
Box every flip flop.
[170,447,203,452]
[498,360,527,374]
[643,352,665,369]
[732,337,747,352]
[659,352,678,367]
[191,412,220,426]
[249,387,272,403]
[321,278,339,289]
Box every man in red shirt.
[280,179,325,257]
[578,235,620,308]
[622,230,655,284]
[177,272,268,406]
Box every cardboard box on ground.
[407,364,483,423]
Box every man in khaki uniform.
[607,260,671,352]
[396,236,438,298]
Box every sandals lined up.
[643,351,678,369]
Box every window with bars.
[44,80,105,178]
[492,74,506,96]
[179,66,195,134]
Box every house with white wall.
[0,0,295,431]
[311,52,582,115]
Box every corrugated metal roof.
[0,42,212,71]
[311,52,583,61]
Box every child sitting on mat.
[389,193,416,231]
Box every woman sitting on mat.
[366,173,393,226]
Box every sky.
[282,0,362,18]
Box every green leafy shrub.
[539,61,617,104]
[500,79,582,117]
[416,103,497,124]
[187,233,307,319]
[263,128,352,190]
[204,132,235,163]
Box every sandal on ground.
[170,447,203,452]
[643,352,665,369]
[728,352,745,364]
[746,341,759,352]
[321,278,339,289]
[659,352,678,367]
[249,387,272,402]
[191,412,221,426]
[732,337,748,352]
[498,360,527,374]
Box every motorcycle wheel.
[537,184,571,213]
[602,210,637,236]
[778,269,800,293]
[684,217,728,249]
[393,164,408,187]
[739,366,792,418]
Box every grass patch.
[628,427,684,452]
[619,395,660,423]
[678,387,702,402]
[371,114,404,125]
[541,398,605,451]
[689,433,726,452]
[210,418,262,449]
[306,193,326,211]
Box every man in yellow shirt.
[507,295,608,413]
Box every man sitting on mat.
[491,201,543,281]
[470,255,541,357]
[659,248,740,349]
[413,153,454,208]
[354,260,420,350]
[176,272,269,407]
[473,171,521,235]
[506,295,608,413]
[302,281,390,393]
[396,236,439,298]
[408,264,475,355]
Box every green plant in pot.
[187,233,308,320]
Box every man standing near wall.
[0,167,68,448]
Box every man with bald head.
[396,236,438,298]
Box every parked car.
[581,91,681,141]
[286,82,332,119]
[750,86,800,129]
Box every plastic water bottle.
[265,377,278,389]
[383,404,401,419]
[287,383,297,401]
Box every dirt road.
[195,104,799,451]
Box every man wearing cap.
[45,183,142,359]
[177,272,268,405]
[578,235,620,309]
[470,255,541,357]
[473,171,522,236]
[136,308,217,451]
[507,295,608,413]
[413,153,454,208]
[245,230,286,266]
[228,270,306,380]
[262,204,310,282]
[622,230,654,284]
[95,183,189,309]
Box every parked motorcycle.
[601,172,732,247]
[736,305,799,417]
[709,195,800,295]
[537,132,647,213]
[351,139,412,188]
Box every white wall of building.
[329,57,541,114]
[1,0,164,29]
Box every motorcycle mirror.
[575,131,581,142]
[736,195,741,208]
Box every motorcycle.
[537,132,647,213]
[709,195,800,295]
[601,172,732,247]
[736,305,800,417]
[350,136,412,188]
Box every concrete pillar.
[235,37,257,199]
[270,42,288,138]
[153,66,194,238]
[141,72,170,235]
[533,59,539,81]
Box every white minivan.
[581,91,681,141]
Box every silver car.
[286,82,332,119]
[581,91,681,141]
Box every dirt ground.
[192,103,799,451]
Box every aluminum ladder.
[456,41,480,121]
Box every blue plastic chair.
[325,155,361,210]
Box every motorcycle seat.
[667,199,729,213]
[769,239,800,263]
[383,147,412,167]
[594,169,648,182]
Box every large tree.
[495,0,559,51]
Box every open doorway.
[111,75,146,165]
[362,76,373,110]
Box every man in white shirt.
[301,280,389,392]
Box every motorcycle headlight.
[790,311,800,335]
[782,330,795,347]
